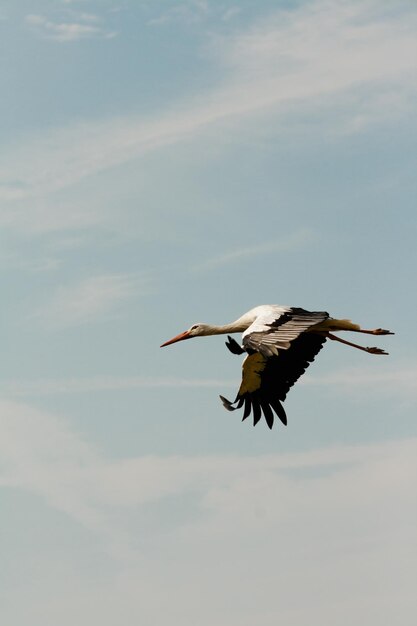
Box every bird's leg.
[327,333,388,355]
[353,328,394,336]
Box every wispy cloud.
[0,249,62,273]
[31,273,140,329]
[306,362,417,398]
[2,0,415,207]
[221,6,241,22]
[1,362,415,400]
[0,194,109,234]
[25,13,116,41]
[147,0,209,26]
[194,230,315,271]
[0,376,233,397]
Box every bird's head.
[160,323,211,347]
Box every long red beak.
[160,330,191,347]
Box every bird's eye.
[190,325,198,331]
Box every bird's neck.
[205,325,238,336]
[205,317,252,336]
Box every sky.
[1,0,416,624]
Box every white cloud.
[31,273,139,329]
[2,0,415,210]
[0,398,416,624]
[25,13,116,41]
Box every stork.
[160,305,393,429]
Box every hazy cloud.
[31,273,139,329]
[0,398,416,624]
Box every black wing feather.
[243,397,252,421]
[225,336,245,355]
[220,333,326,428]
[252,400,262,426]
[270,398,287,426]
[260,401,274,430]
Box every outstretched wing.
[220,333,327,429]
[243,307,329,357]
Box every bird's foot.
[372,328,394,335]
[366,346,388,355]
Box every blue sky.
[1,1,416,624]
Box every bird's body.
[161,305,393,429]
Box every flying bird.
[160,305,393,429]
